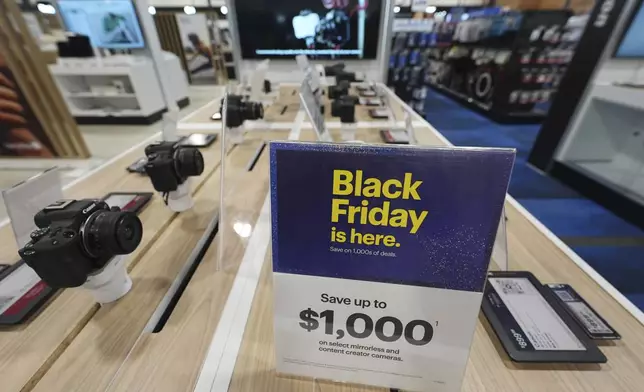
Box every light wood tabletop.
[1,84,643,392]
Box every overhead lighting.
[233,222,252,238]
[425,6,436,13]
[220,5,228,15]
[148,6,156,15]
[393,6,400,13]
[37,3,56,15]
[461,13,469,21]
[183,5,196,15]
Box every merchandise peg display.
[388,9,574,124]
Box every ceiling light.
[393,6,400,13]
[37,3,56,15]
[184,5,196,15]
[221,5,228,15]
[148,6,156,15]
[425,6,436,13]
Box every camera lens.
[84,211,143,257]
[176,147,204,177]
[242,101,264,121]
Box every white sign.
[274,273,482,391]
[2,168,63,248]
[299,80,331,142]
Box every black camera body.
[331,96,357,123]
[328,81,350,99]
[223,95,264,128]
[144,142,204,193]
[18,199,142,288]
[336,71,358,83]
[324,63,345,76]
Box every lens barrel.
[85,211,143,257]
[242,101,264,121]
[176,147,204,177]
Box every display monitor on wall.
[614,2,644,58]
[233,0,382,59]
[58,0,145,50]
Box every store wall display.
[58,0,146,49]
[528,0,628,171]
[388,9,573,123]
[614,0,644,58]
[0,54,55,157]
[234,0,382,59]
[176,13,217,83]
[154,9,235,83]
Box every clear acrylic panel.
[491,207,509,271]
[2,167,63,248]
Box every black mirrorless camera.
[144,141,204,193]
[18,200,143,288]
[331,95,357,123]
[222,95,264,128]
[328,80,350,99]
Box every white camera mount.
[82,255,132,304]
[167,180,193,212]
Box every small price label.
[299,308,435,345]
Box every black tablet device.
[380,129,409,144]
[482,271,607,363]
[102,192,153,214]
[360,98,383,107]
[359,90,377,97]
[545,283,621,340]
[370,108,389,119]
[178,133,218,148]
[0,260,57,325]
[126,157,148,174]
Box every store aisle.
[423,89,644,311]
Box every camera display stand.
[82,255,132,304]
[340,122,358,142]
[167,181,194,212]
[226,126,245,145]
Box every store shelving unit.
[388,9,573,124]
[49,54,190,125]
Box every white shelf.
[49,53,189,123]
[66,92,136,98]
[52,67,132,76]
[71,109,145,117]
[592,84,644,111]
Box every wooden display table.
[0,84,643,392]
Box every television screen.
[58,0,145,50]
[234,0,382,59]
[615,3,644,58]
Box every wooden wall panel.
[154,13,191,84]
[0,0,89,158]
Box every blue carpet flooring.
[423,89,644,311]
